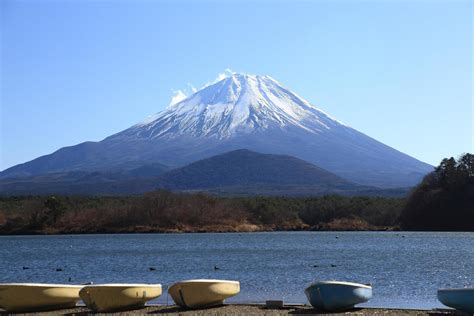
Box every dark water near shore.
[0,232,472,308]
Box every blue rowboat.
[438,288,474,313]
[304,281,372,311]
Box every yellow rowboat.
[0,283,82,312]
[79,284,162,312]
[169,279,240,309]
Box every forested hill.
[401,153,473,231]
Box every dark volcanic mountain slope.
[155,149,354,190]
[0,150,377,196]
[0,163,170,196]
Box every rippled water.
[0,232,472,308]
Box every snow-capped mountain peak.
[0,72,433,189]
[122,73,343,139]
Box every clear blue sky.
[1,0,472,170]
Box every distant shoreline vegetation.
[0,153,472,234]
[0,193,404,235]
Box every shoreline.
[0,229,397,236]
[3,229,473,237]
[0,226,401,236]
[0,304,465,315]
[1,221,399,236]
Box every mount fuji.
[1,73,432,188]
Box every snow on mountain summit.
[119,73,343,139]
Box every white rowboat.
[79,283,162,312]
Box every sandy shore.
[0,304,466,315]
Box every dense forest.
[400,153,473,231]
[0,193,403,234]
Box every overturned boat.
[0,283,82,312]
[168,279,240,308]
[79,283,162,312]
[438,288,474,313]
[305,281,372,311]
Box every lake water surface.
[0,232,472,308]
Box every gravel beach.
[0,304,467,316]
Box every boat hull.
[169,279,240,309]
[0,283,82,312]
[79,284,162,312]
[438,288,474,313]
[305,281,372,311]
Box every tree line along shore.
[0,153,472,234]
[0,193,404,234]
